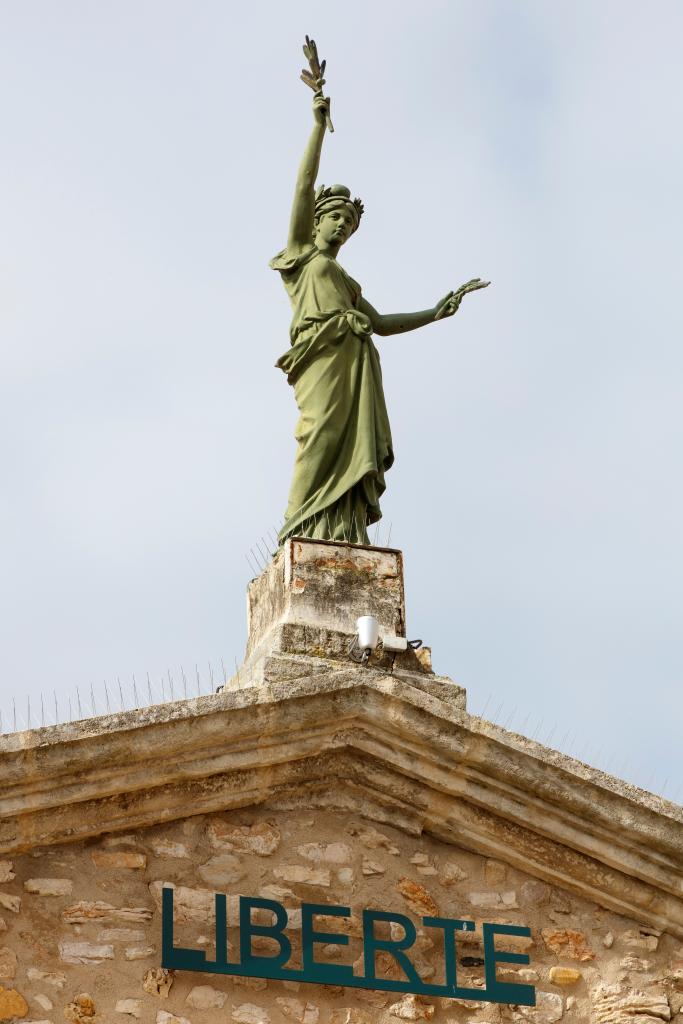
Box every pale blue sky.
[1,2,681,799]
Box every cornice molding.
[1,663,681,938]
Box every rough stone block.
[91,850,147,869]
[151,839,190,859]
[63,993,96,1023]
[549,966,582,985]
[232,1005,270,1023]
[396,877,438,916]
[208,820,280,856]
[388,994,435,1019]
[26,968,66,988]
[24,878,73,896]
[124,946,156,960]
[245,539,406,662]
[197,853,244,886]
[62,900,152,924]
[0,985,28,1021]
[542,928,595,961]
[0,894,20,915]
[273,866,330,887]
[185,985,226,1009]
[296,842,351,864]
[157,1013,191,1024]
[0,949,16,981]
[59,941,114,964]
[142,968,174,999]
[115,999,142,1017]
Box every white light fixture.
[349,616,422,666]
[356,615,380,659]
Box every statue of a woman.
[272,41,488,546]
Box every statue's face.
[315,206,355,250]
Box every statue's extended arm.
[287,96,329,253]
[359,279,489,337]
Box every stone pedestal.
[246,538,405,658]
[230,537,465,705]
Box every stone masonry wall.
[0,806,681,1024]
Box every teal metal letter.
[362,909,422,987]
[482,923,535,1007]
[239,897,292,972]
[301,902,354,984]
[161,886,207,970]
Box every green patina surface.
[274,38,488,546]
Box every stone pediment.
[1,541,681,947]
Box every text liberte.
[161,888,535,1007]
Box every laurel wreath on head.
[315,185,364,227]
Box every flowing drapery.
[271,245,393,544]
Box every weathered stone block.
[151,839,190,859]
[273,866,330,887]
[296,842,351,864]
[0,894,20,915]
[591,983,671,1022]
[0,949,16,981]
[26,968,66,988]
[245,539,406,662]
[91,850,147,869]
[62,900,152,924]
[388,994,435,1019]
[59,941,114,964]
[542,928,595,961]
[0,985,28,1021]
[276,997,320,1022]
[185,985,226,1009]
[208,820,280,856]
[515,991,563,1022]
[197,853,244,886]
[142,968,174,999]
[157,1012,191,1024]
[549,966,582,985]
[124,946,156,960]
[396,877,438,916]
[232,1005,270,1023]
[97,927,146,942]
[24,877,73,896]
[115,999,142,1018]
[63,993,96,1023]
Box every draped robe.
[271,244,393,545]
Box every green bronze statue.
[272,37,488,547]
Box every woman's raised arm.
[287,95,330,254]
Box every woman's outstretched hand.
[434,278,490,320]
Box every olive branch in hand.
[301,35,334,133]
[434,278,490,320]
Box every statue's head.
[314,184,364,249]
